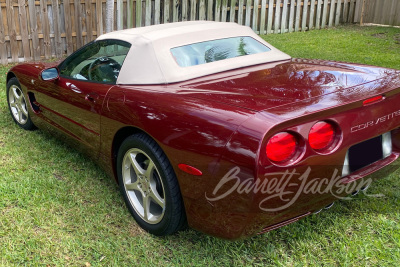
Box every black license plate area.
[348,135,383,173]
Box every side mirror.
[40,67,59,81]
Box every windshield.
[170,36,271,67]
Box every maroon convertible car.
[6,21,400,239]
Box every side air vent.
[27,92,41,113]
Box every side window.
[59,40,131,84]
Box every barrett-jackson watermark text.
[205,167,383,212]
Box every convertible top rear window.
[171,36,271,67]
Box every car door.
[35,39,131,156]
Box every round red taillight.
[309,121,335,151]
[266,132,298,162]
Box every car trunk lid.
[180,59,400,112]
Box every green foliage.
[0,25,399,266]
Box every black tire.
[6,77,35,130]
[117,133,187,236]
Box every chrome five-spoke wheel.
[9,84,29,125]
[122,148,166,224]
[6,77,35,130]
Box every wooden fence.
[0,0,361,64]
[355,0,400,26]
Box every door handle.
[85,92,99,103]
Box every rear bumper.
[185,149,400,240]
[247,151,400,238]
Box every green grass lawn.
[1,25,400,266]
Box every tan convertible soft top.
[97,21,291,84]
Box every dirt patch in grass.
[371,32,388,38]
[128,223,145,236]
[53,172,65,181]
[0,154,12,166]
[1,205,17,215]
[395,34,400,44]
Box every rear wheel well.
[112,126,147,181]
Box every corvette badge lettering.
[351,109,400,132]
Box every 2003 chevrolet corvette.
[6,21,400,239]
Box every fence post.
[288,0,295,32]
[281,0,288,34]
[309,0,316,30]
[295,0,301,31]
[259,0,267,34]
[199,0,206,20]
[191,0,197,20]
[208,0,214,20]
[53,0,63,56]
[96,0,103,37]
[18,0,30,61]
[147,0,153,25]
[117,0,124,29]
[230,0,237,22]
[173,0,179,22]
[40,0,51,59]
[274,0,281,32]
[0,2,7,64]
[137,0,143,26]
[253,0,259,32]
[74,0,83,47]
[360,0,366,25]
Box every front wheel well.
[6,71,17,83]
